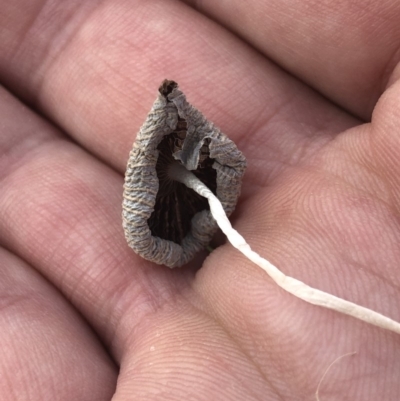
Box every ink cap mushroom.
[122,80,247,268]
[122,81,400,335]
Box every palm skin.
[1,0,400,400]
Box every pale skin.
[1,0,400,400]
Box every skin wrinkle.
[6,2,45,61]
[106,265,199,358]
[373,44,400,110]
[224,328,288,401]
[310,199,400,306]
[278,207,349,287]
[198,251,323,399]
[197,306,286,401]
[0,249,117,400]
[304,163,400,243]
[191,268,283,390]
[311,139,391,205]
[211,314,284,401]
[235,85,358,186]
[107,277,156,359]
[342,256,400,304]
[0,120,62,186]
[120,305,276,401]
[368,126,400,213]
[9,1,104,105]
[0,291,29,314]
[373,98,400,191]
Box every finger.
[113,302,277,401]
[0,85,195,357]
[369,77,400,209]
[195,241,400,399]
[0,0,358,184]
[184,0,400,119]
[0,247,117,400]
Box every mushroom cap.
[122,80,247,268]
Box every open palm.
[1,1,400,400]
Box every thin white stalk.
[169,162,400,335]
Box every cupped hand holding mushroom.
[1,1,400,401]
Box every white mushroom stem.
[169,162,400,335]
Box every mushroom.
[122,80,400,336]
[122,80,246,267]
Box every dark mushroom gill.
[147,118,217,245]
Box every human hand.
[1,1,400,400]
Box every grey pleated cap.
[122,80,246,267]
